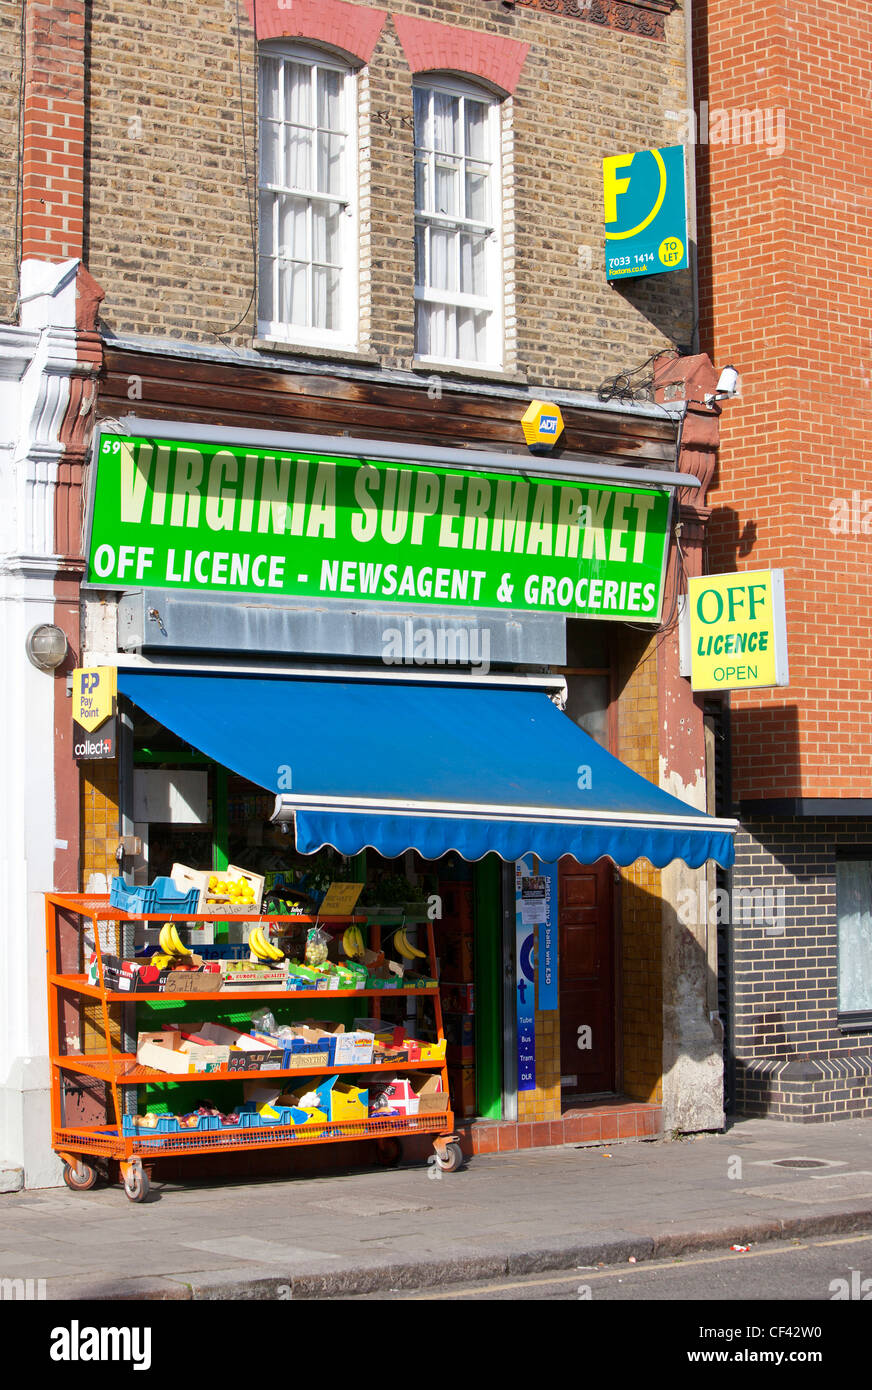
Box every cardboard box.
[136,1031,225,1074]
[227,863,265,912]
[379,1072,447,1116]
[416,1039,447,1063]
[441,935,474,981]
[443,1012,475,1049]
[171,862,265,913]
[367,967,400,989]
[177,1035,231,1067]
[447,1063,476,1117]
[249,1028,332,1070]
[163,968,218,994]
[194,1023,283,1070]
[412,1072,449,1114]
[219,964,287,989]
[441,982,474,1014]
[279,1080,330,1124]
[313,1075,369,1121]
[242,1082,283,1119]
[353,1017,395,1043]
[297,1020,375,1066]
[88,952,161,993]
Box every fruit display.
[47,892,460,1199]
[393,926,427,960]
[304,925,329,966]
[341,923,366,959]
[150,921,193,970]
[205,873,257,909]
[248,926,284,962]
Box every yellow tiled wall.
[616,633,663,1104]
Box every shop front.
[58,405,735,1180]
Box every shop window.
[559,621,615,753]
[258,45,358,348]
[413,77,502,369]
[836,858,872,1024]
[565,676,610,750]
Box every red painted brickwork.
[694,0,872,799]
[392,13,529,94]
[21,0,86,262]
[245,0,387,63]
[0,1,20,316]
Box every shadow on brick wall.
[707,504,758,573]
[729,704,801,804]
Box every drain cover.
[772,1158,829,1169]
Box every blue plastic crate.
[233,1107,262,1129]
[110,876,201,915]
[122,1114,179,1137]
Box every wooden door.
[558,857,615,1098]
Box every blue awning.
[118,671,736,868]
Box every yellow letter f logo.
[603,153,634,225]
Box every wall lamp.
[25,623,68,673]
[705,365,741,406]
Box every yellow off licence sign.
[688,570,789,691]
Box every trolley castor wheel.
[63,1160,97,1191]
[122,1160,150,1203]
[375,1136,402,1166]
[432,1140,464,1173]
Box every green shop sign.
[86,433,671,622]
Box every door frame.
[553,634,624,1102]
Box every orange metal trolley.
[45,893,460,1201]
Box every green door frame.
[473,854,502,1120]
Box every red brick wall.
[22,0,85,261]
[694,0,872,799]
[0,0,21,316]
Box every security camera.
[705,364,740,406]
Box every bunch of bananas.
[151,923,192,970]
[342,924,366,959]
[248,926,284,963]
[394,927,427,960]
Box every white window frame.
[257,43,359,350]
[836,857,872,1023]
[413,75,503,372]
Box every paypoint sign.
[72,666,117,759]
[603,144,688,281]
[688,570,789,692]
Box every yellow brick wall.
[84,0,692,391]
[616,631,663,1104]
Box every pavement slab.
[2,1117,871,1298]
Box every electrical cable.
[596,347,679,407]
